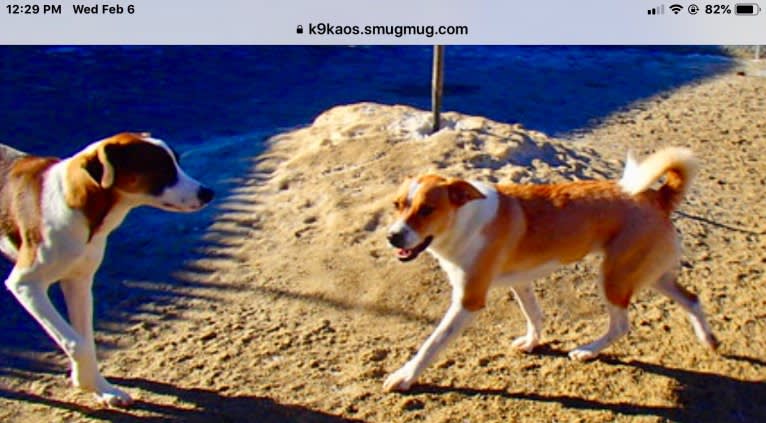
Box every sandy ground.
[1,61,765,422]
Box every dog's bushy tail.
[618,147,697,213]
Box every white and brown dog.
[1,132,214,406]
[384,147,718,392]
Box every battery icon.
[735,3,761,14]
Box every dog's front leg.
[384,246,500,392]
[4,268,96,389]
[60,275,133,407]
[6,268,82,350]
[383,301,475,392]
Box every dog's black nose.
[197,186,215,204]
[387,231,405,248]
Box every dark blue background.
[1,46,732,156]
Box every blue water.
[0,46,733,156]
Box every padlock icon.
[296,25,304,34]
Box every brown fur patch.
[658,168,686,214]
[0,156,59,267]
[494,181,625,270]
[461,195,518,311]
[495,180,680,307]
[65,151,117,239]
[446,179,485,206]
[393,175,453,240]
[0,147,24,254]
[99,133,178,196]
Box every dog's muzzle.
[197,186,215,205]
[387,231,407,249]
[387,229,433,262]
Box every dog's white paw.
[72,370,133,407]
[568,347,599,361]
[511,334,539,353]
[383,363,418,392]
[94,386,133,408]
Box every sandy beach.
[1,58,764,422]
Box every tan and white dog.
[1,132,214,406]
[384,147,718,392]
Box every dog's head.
[82,132,214,212]
[387,174,485,262]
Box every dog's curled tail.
[619,147,697,213]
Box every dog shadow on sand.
[407,346,766,423]
[0,378,362,423]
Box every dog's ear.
[83,145,115,189]
[446,180,485,206]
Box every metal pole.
[432,45,445,133]
[756,45,761,61]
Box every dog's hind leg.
[568,300,630,361]
[569,227,680,361]
[569,255,635,361]
[653,272,718,350]
[510,283,543,352]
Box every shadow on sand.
[0,377,361,422]
[406,348,766,423]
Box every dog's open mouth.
[396,236,433,262]
[161,202,203,212]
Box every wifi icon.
[669,4,684,14]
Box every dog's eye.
[418,206,434,217]
[393,200,403,210]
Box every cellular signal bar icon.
[648,4,665,14]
